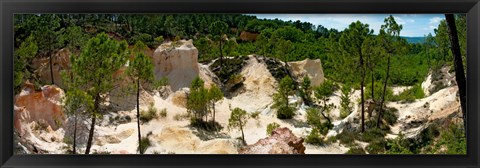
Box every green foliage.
[391,84,425,103]
[365,82,393,102]
[159,108,168,118]
[314,80,337,100]
[266,122,280,135]
[306,108,333,135]
[299,76,312,103]
[127,41,155,84]
[14,35,38,94]
[228,107,250,143]
[438,123,466,154]
[140,103,158,123]
[386,133,414,154]
[228,108,249,129]
[336,129,358,146]
[346,146,366,154]
[137,137,151,154]
[272,76,296,119]
[305,128,325,145]
[250,111,261,120]
[61,26,88,52]
[187,77,210,122]
[340,83,353,119]
[365,138,387,154]
[210,56,248,84]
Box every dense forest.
[14,14,467,155]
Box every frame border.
[1,0,479,168]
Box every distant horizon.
[250,14,444,37]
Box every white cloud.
[429,17,442,24]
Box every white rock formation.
[288,59,325,87]
[152,40,199,91]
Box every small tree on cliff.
[126,41,155,154]
[187,77,210,124]
[228,107,250,145]
[209,21,228,67]
[272,76,296,119]
[207,85,223,125]
[70,33,129,154]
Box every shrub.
[140,103,158,123]
[276,106,295,119]
[174,113,189,121]
[385,133,413,154]
[346,146,366,154]
[340,83,353,119]
[305,128,325,145]
[138,137,151,154]
[266,122,280,135]
[392,84,425,103]
[159,108,167,118]
[336,129,358,146]
[360,127,388,143]
[439,123,466,154]
[250,111,261,120]
[365,139,387,154]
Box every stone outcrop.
[288,59,325,87]
[239,31,259,42]
[14,82,65,136]
[32,48,71,88]
[152,40,199,91]
[239,127,305,154]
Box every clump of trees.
[272,76,296,119]
[186,77,224,130]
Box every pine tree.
[209,21,229,67]
[70,33,129,154]
[228,107,250,145]
[126,41,155,154]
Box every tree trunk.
[49,51,54,85]
[212,102,216,124]
[360,54,365,133]
[136,79,142,154]
[85,94,99,154]
[73,110,77,154]
[239,120,245,145]
[219,36,223,67]
[371,69,375,101]
[377,53,391,128]
[445,14,467,131]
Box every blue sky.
[252,14,444,37]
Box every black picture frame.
[1,0,479,168]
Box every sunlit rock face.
[239,127,306,154]
[288,59,325,87]
[14,82,65,136]
[152,40,199,91]
[32,48,71,89]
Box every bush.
[266,122,280,135]
[365,139,387,154]
[159,108,167,118]
[346,146,366,154]
[439,123,466,154]
[140,103,158,123]
[385,133,413,154]
[340,83,353,119]
[305,128,325,145]
[360,127,388,143]
[250,111,261,120]
[276,106,295,119]
[364,82,394,102]
[336,129,358,146]
[138,137,151,154]
[391,84,425,103]
[174,113,189,121]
